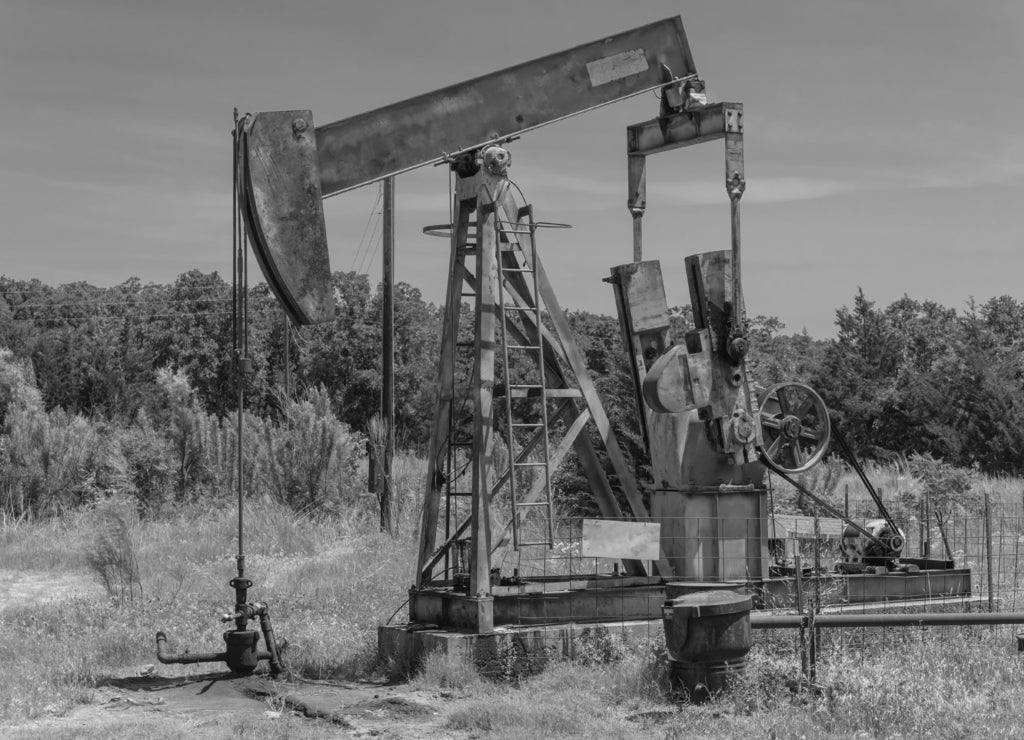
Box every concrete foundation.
[378,619,662,679]
[383,568,974,678]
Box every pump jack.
[228,15,971,667]
[237,17,700,634]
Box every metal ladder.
[440,198,479,577]
[495,204,554,549]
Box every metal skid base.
[758,567,973,609]
[409,575,665,632]
[382,567,973,675]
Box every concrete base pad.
[379,619,664,679]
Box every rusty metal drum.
[662,590,753,701]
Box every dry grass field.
[3,462,1024,738]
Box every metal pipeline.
[155,632,226,665]
[257,606,284,674]
[155,602,284,674]
[752,612,1024,630]
[155,631,277,667]
[222,602,284,674]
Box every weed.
[410,649,486,694]
[84,497,142,604]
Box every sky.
[2,0,1022,337]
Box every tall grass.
[5,443,1024,734]
[0,376,367,517]
[0,485,424,722]
[408,629,1024,739]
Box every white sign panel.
[581,519,661,560]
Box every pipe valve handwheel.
[756,382,831,474]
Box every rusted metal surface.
[609,260,672,448]
[241,111,334,325]
[626,155,647,260]
[643,342,711,414]
[627,102,742,156]
[652,486,770,581]
[663,591,753,701]
[757,382,831,474]
[316,17,698,196]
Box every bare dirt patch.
[3,668,472,739]
[0,569,103,607]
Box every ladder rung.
[446,492,473,497]
[505,388,575,399]
[501,267,534,273]
[510,422,543,428]
[506,344,540,351]
[505,386,581,398]
[514,501,551,507]
[514,462,549,467]
[502,305,537,311]
[510,384,543,389]
[516,541,554,548]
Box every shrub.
[3,405,104,516]
[259,385,365,511]
[900,453,980,519]
[0,347,42,427]
[118,409,174,509]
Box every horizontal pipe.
[155,631,226,665]
[751,614,804,629]
[155,631,277,668]
[751,612,1024,630]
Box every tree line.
[1,270,1023,517]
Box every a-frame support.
[415,165,672,632]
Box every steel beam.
[317,17,698,196]
[627,102,742,157]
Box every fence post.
[811,514,820,683]
[794,553,808,680]
[985,492,994,613]
[1013,505,1022,611]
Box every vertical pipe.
[382,177,396,533]
[238,186,247,581]
[232,111,245,582]
[725,131,745,325]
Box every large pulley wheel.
[757,382,831,474]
